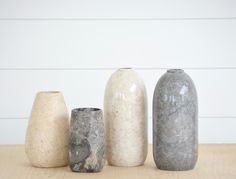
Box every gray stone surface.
[153,69,198,171]
[69,108,105,172]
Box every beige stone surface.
[25,91,69,167]
[104,68,148,166]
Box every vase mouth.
[167,69,184,73]
[118,67,132,70]
[38,91,61,94]
[72,108,102,113]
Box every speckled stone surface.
[25,91,69,168]
[104,68,148,167]
[153,69,198,171]
[69,108,105,172]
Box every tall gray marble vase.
[69,108,105,172]
[153,69,198,171]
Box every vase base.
[155,164,196,171]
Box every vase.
[153,69,198,171]
[104,68,148,167]
[25,91,69,167]
[69,108,105,172]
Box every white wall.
[0,0,236,144]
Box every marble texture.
[153,69,198,171]
[69,108,105,172]
[25,91,69,167]
[104,68,148,167]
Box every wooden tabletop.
[0,145,235,179]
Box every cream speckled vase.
[104,68,148,166]
[25,91,69,167]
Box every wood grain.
[0,145,235,179]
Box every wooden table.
[0,145,235,179]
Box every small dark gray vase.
[69,108,105,172]
[153,69,198,171]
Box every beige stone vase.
[104,68,148,167]
[25,91,69,167]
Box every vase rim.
[118,67,132,70]
[167,69,184,73]
[38,91,61,94]
[72,107,102,113]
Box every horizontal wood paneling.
[0,69,235,118]
[0,119,28,144]
[198,117,236,143]
[0,0,236,19]
[0,20,236,69]
[0,0,235,144]
[0,117,235,144]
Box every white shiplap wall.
[0,0,236,144]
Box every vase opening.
[45,91,60,93]
[72,108,101,113]
[39,91,60,94]
[119,67,132,70]
[167,69,184,73]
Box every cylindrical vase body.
[69,108,105,172]
[153,69,198,171]
[104,68,148,167]
[25,91,69,167]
